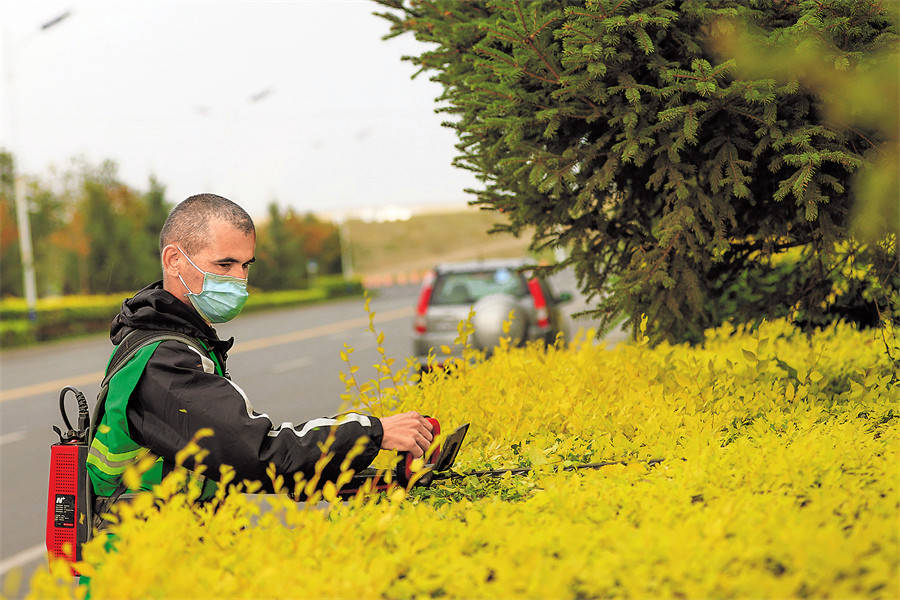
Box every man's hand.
[380,411,434,458]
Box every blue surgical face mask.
[176,246,249,323]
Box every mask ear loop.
[175,245,205,275]
[178,273,197,296]
[164,244,202,296]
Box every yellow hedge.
[19,318,899,599]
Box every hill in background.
[344,208,533,284]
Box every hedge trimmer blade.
[334,420,663,498]
[433,457,665,480]
[433,423,469,472]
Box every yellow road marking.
[0,371,105,404]
[0,306,413,403]
[230,307,412,354]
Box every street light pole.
[338,216,354,279]
[3,10,71,320]
[13,177,37,319]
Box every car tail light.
[415,271,436,333]
[527,277,550,328]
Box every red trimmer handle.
[397,417,441,488]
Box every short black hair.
[159,194,255,254]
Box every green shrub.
[319,275,364,298]
[0,319,36,347]
[243,288,328,312]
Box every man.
[87,193,433,501]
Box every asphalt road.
[0,270,614,590]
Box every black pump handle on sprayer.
[54,386,90,444]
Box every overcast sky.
[1,0,480,219]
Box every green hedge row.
[0,276,364,349]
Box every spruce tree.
[374,0,898,343]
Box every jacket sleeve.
[125,340,383,492]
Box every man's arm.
[127,341,391,491]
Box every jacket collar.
[110,281,234,359]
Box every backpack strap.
[91,330,209,439]
[101,330,209,390]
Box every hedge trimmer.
[338,418,664,498]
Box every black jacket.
[111,281,383,493]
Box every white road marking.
[0,544,46,577]
[0,430,27,446]
[269,357,313,374]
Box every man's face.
[165,218,256,304]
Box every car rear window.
[431,269,528,305]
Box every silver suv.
[413,259,571,366]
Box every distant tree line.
[253,202,343,291]
[0,152,343,297]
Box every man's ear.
[161,244,181,277]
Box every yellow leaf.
[322,481,338,503]
[123,466,142,491]
[194,428,214,440]
[526,445,548,466]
